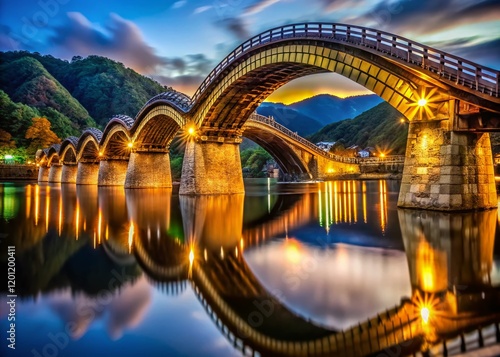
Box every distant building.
[316,141,335,151]
[358,147,376,157]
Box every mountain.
[256,103,323,136]
[0,56,95,139]
[288,94,383,126]
[0,51,167,144]
[308,102,408,154]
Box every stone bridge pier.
[398,119,497,211]
[38,165,49,182]
[61,164,78,183]
[76,160,100,185]
[48,163,63,183]
[124,149,172,188]
[180,139,244,195]
[98,157,129,186]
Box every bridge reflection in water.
[1,181,499,356]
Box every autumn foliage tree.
[25,117,60,155]
[0,129,16,149]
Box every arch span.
[41,23,500,208]
[59,137,78,164]
[131,104,185,151]
[77,128,102,162]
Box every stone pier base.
[124,151,172,188]
[61,164,78,183]
[98,160,129,186]
[48,164,63,183]
[76,162,100,185]
[398,121,497,211]
[180,141,244,195]
[38,166,49,182]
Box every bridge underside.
[243,128,310,176]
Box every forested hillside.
[0,51,167,149]
[308,102,408,154]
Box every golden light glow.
[127,142,133,148]
[35,184,40,225]
[413,291,439,326]
[45,185,50,233]
[98,151,103,157]
[58,195,62,236]
[128,221,134,253]
[407,86,442,121]
[75,202,80,239]
[420,306,430,324]
[400,118,406,123]
[285,239,302,264]
[418,98,428,107]
[188,126,195,135]
[379,153,386,158]
[189,249,194,265]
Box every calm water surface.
[0,179,499,357]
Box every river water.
[0,179,499,357]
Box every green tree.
[25,117,60,155]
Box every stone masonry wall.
[76,162,99,185]
[125,152,172,188]
[398,120,497,210]
[180,141,244,195]
[98,160,129,186]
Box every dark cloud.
[214,0,281,40]
[432,38,500,70]
[48,12,167,73]
[351,0,500,36]
[220,17,250,40]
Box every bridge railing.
[192,23,499,104]
[248,113,405,165]
[248,112,335,159]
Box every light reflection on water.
[0,179,498,357]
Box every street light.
[418,98,427,107]
[420,306,431,324]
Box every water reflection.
[399,209,498,313]
[0,181,498,357]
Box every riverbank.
[0,164,38,180]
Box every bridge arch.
[131,93,188,150]
[242,126,309,177]
[59,137,78,164]
[46,144,61,166]
[77,128,102,162]
[100,116,134,159]
[191,23,499,135]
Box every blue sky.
[1,0,499,102]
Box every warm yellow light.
[418,98,427,107]
[98,151,103,156]
[127,142,133,148]
[285,239,302,264]
[379,153,386,158]
[189,249,194,265]
[400,118,405,123]
[420,306,430,324]
[188,126,195,135]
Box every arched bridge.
[38,22,500,211]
